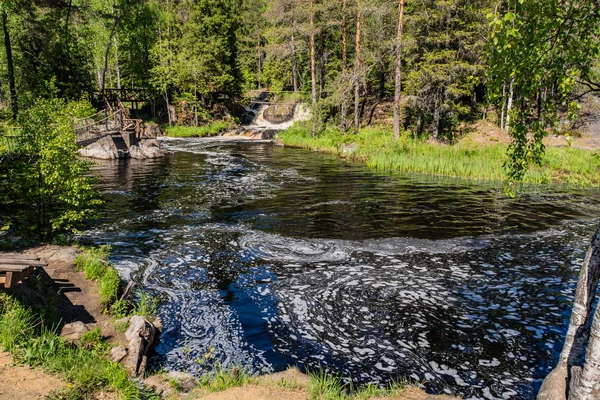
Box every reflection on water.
[81,138,600,399]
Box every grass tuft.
[76,245,121,310]
[197,364,252,392]
[308,370,408,400]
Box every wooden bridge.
[74,101,145,154]
[93,88,153,111]
[0,100,145,160]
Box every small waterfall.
[243,103,310,131]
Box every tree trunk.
[340,0,348,133]
[538,226,600,400]
[505,77,514,132]
[291,17,298,92]
[114,36,121,90]
[319,29,325,98]
[392,0,405,139]
[257,32,262,90]
[500,80,507,130]
[310,0,317,137]
[353,0,361,135]
[433,101,440,139]
[2,10,17,119]
[101,10,123,93]
[569,227,600,400]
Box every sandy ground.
[0,351,66,400]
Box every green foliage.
[78,328,107,351]
[165,121,233,137]
[0,98,99,242]
[98,268,121,309]
[111,300,130,320]
[150,0,243,101]
[281,122,600,186]
[487,1,600,182]
[403,0,492,138]
[134,291,159,319]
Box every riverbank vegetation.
[164,121,233,138]
[281,123,600,186]
[0,276,150,399]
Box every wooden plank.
[0,264,36,272]
[0,259,46,267]
[0,253,38,260]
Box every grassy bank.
[0,247,160,399]
[280,123,600,186]
[164,121,233,138]
[0,292,151,399]
[163,364,409,400]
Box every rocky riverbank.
[78,122,171,160]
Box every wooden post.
[4,272,18,288]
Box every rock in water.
[141,122,164,139]
[123,316,157,377]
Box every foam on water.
[79,140,600,400]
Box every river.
[81,138,600,399]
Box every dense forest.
[0,0,597,139]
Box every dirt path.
[0,352,66,400]
[28,245,109,325]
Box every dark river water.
[81,138,600,400]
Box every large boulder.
[142,123,164,139]
[263,104,295,124]
[78,135,120,160]
[129,139,168,159]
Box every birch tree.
[392,0,404,139]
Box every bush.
[0,98,100,242]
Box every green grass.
[307,370,408,400]
[165,121,233,138]
[0,293,155,399]
[75,245,121,310]
[279,123,600,186]
[197,364,252,392]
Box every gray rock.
[144,374,174,398]
[263,104,295,124]
[60,321,89,343]
[110,345,128,363]
[141,123,164,139]
[123,316,157,377]
[165,371,197,392]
